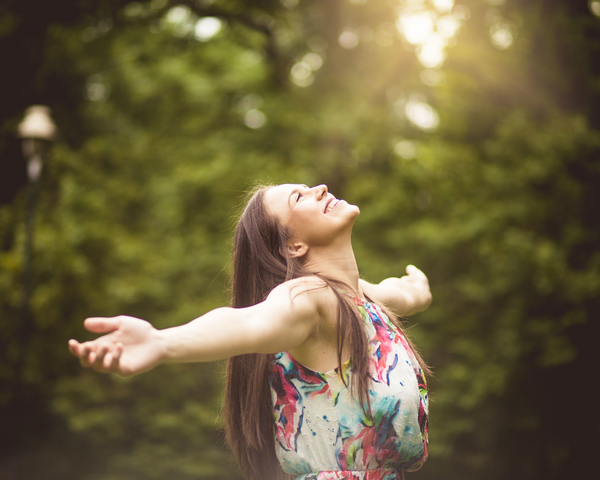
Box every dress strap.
[295,468,402,480]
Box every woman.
[69,184,432,480]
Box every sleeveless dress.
[269,297,429,480]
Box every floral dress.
[269,297,429,480]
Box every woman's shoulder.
[279,275,328,291]
[270,276,337,314]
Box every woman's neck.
[303,240,360,294]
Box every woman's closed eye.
[296,193,303,202]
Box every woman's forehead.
[269,183,300,198]
[264,184,302,220]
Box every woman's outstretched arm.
[360,265,432,317]
[68,278,326,377]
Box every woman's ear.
[279,242,309,259]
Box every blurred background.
[1,0,598,479]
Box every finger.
[109,343,123,373]
[68,339,81,356]
[102,352,114,371]
[84,317,121,334]
[79,343,92,367]
[92,344,109,370]
[406,265,420,275]
[406,265,428,282]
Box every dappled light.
[396,0,464,70]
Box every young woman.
[69,184,432,480]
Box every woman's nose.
[314,184,328,199]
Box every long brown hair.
[223,186,430,480]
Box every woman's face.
[264,184,360,252]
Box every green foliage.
[1,0,598,479]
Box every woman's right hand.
[69,278,328,370]
[68,316,165,377]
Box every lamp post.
[15,106,56,382]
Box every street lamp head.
[18,105,57,141]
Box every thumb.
[406,265,423,277]
[83,317,121,334]
[406,265,428,283]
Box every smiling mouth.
[325,198,341,214]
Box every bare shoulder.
[272,277,343,369]
[268,276,334,314]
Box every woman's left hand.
[401,265,432,313]
[361,265,432,316]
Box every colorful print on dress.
[269,297,428,479]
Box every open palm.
[68,315,164,377]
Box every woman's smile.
[324,197,342,214]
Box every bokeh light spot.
[453,5,470,20]
[302,53,323,70]
[437,15,461,38]
[339,29,359,49]
[406,96,439,131]
[490,24,513,49]
[291,62,314,87]
[124,2,144,17]
[589,1,600,17]
[244,109,267,129]
[417,33,447,68]
[291,62,311,80]
[397,12,434,46]
[394,140,418,159]
[281,0,299,8]
[194,17,222,41]
[166,5,190,24]
[239,94,263,111]
[433,0,454,14]
[86,74,109,101]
